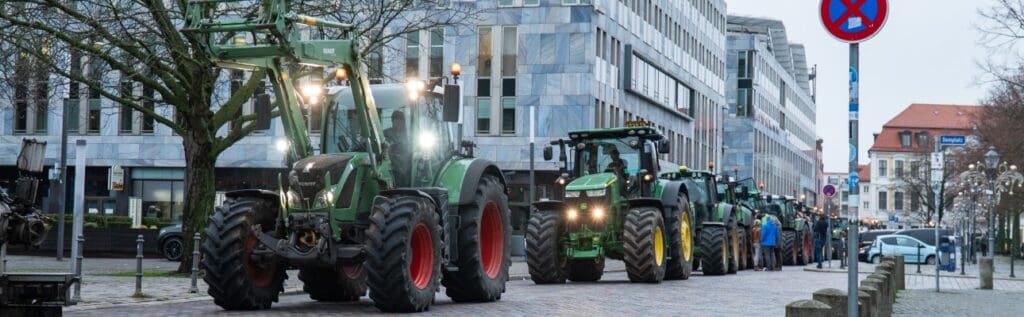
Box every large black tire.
[365,195,441,313]
[798,229,811,265]
[738,227,748,271]
[782,230,797,266]
[664,196,695,280]
[700,226,729,276]
[443,175,511,302]
[728,226,739,274]
[623,207,666,283]
[298,263,366,302]
[566,257,605,282]
[202,197,286,311]
[526,211,565,284]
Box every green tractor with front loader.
[662,166,746,275]
[186,1,511,312]
[527,122,696,283]
[716,175,756,271]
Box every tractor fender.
[532,200,567,213]
[225,189,280,203]
[735,205,754,228]
[658,181,687,210]
[710,203,736,227]
[436,158,507,206]
[379,188,439,208]
[626,198,663,210]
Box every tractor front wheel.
[623,207,666,283]
[782,230,797,266]
[526,211,565,284]
[664,196,694,280]
[700,226,729,276]
[728,226,739,274]
[443,175,511,302]
[738,227,749,271]
[365,195,441,313]
[201,197,286,311]
[566,257,605,282]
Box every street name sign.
[939,135,966,146]
[820,0,889,43]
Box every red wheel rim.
[480,201,504,279]
[244,233,275,288]
[409,224,434,289]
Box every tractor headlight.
[287,189,303,208]
[565,191,581,198]
[592,207,605,221]
[312,188,335,208]
[566,208,578,221]
[585,189,606,197]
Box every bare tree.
[0,0,483,272]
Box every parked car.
[859,230,896,249]
[157,224,184,261]
[865,234,936,265]
[894,228,953,247]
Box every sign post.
[823,184,837,268]
[821,1,888,315]
[931,134,964,291]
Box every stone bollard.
[870,272,894,308]
[859,285,881,317]
[786,299,833,317]
[980,257,994,290]
[864,277,889,316]
[857,290,873,317]
[73,234,84,302]
[812,288,848,316]
[893,255,905,290]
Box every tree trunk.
[177,136,217,273]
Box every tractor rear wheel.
[201,197,285,311]
[700,226,728,276]
[782,230,797,266]
[365,195,441,313]
[298,263,366,302]
[526,211,565,284]
[623,207,666,283]
[566,257,605,282]
[443,175,511,302]
[664,196,694,280]
[728,226,739,274]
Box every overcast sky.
[725,0,992,173]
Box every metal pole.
[988,180,996,258]
[933,143,941,292]
[135,234,144,297]
[73,234,83,302]
[70,140,87,278]
[827,201,832,269]
[847,42,860,317]
[0,241,7,274]
[970,194,977,264]
[190,233,200,293]
[917,245,922,274]
[56,100,69,261]
[962,215,967,275]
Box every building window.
[910,161,921,179]
[878,191,888,210]
[916,132,929,148]
[895,160,904,178]
[894,192,904,210]
[428,28,444,78]
[562,0,592,5]
[14,52,49,134]
[477,27,492,135]
[500,26,517,135]
[863,185,869,193]
[899,130,912,148]
[405,31,420,78]
[737,50,752,79]
[367,46,384,84]
[910,194,920,212]
[879,160,888,177]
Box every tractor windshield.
[573,137,641,177]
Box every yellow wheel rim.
[680,213,692,262]
[732,228,739,261]
[654,225,665,266]
[721,228,728,267]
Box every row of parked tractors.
[526,122,823,283]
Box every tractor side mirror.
[543,146,553,161]
[442,84,460,122]
[658,139,670,154]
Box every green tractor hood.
[566,173,617,191]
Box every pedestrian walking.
[761,215,779,271]
[813,215,828,269]
[752,220,763,271]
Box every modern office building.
[392,0,728,213]
[867,103,982,228]
[721,16,818,200]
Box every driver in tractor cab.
[384,111,410,185]
[604,147,627,178]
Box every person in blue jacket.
[761,215,779,271]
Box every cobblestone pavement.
[65,266,852,316]
[894,289,1024,317]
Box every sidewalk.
[1,255,626,312]
[894,289,1024,316]
[802,257,1024,291]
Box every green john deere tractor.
[526,123,696,283]
[185,1,511,312]
[761,195,812,266]
[664,167,743,275]
[716,175,755,271]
